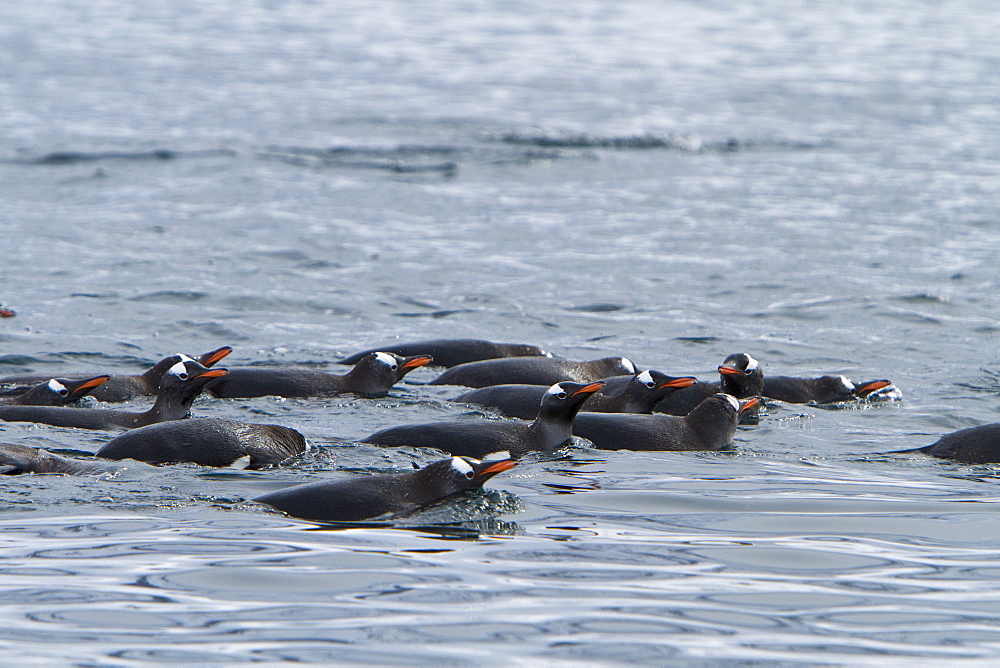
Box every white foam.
[636,370,654,386]
[47,379,68,394]
[450,457,474,475]
[374,352,397,368]
[228,455,251,470]
[481,451,511,463]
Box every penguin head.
[536,380,605,420]
[638,370,698,396]
[158,359,229,407]
[346,351,434,396]
[693,393,759,422]
[416,451,517,496]
[718,353,764,397]
[811,375,860,403]
[61,375,111,403]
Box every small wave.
[10,148,237,166]
[495,130,822,153]
[258,145,459,174]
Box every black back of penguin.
[96,417,307,468]
[338,339,549,368]
[207,352,431,398]
[254,453,516,522]
[362,380,604,458]
[913,423,1000,464]
[575,394,758,451]
[429,356,635,388]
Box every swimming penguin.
[0,359,227,430]
[338,339,550,368]
[254,451,517,523]
[0,442,107,475]
[0,346,232,402]
[762,375,896,404]
[0,376,110,406]
[574,394,761,451]
[655,353,764,417]
[429,356,635,389]
[206,352,432,399]
[96,417,307,468]
[894,423,1000,464]
[361,380,605,459]
[454,371,698,420]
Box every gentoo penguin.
[206,352,432,399]
[429,355,635,388]
[895,423,1000,464]
[254,451,517,523]
[361,380,605,459]
[0,442,107,475]
[0,346,232,402]
[0,359,227,430]
[454,371,698,420]
[762,375,896,404]
[96,417,307,468]
[338,338,550,368]
[0,376,109,406]
[574,394,761,451]
[655,353,764,417]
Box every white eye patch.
[167,361,189,378]
[450,457,474,475]
[374,352,397,368]
[744,355,759,372]
[620,358,636,374]
[545,383,567,397]
[636,370,654,386]
[47,379,68,393]
[720,394,740,411]
[481,451,511,463]
[177,354,195,363]
[839,376,855,391]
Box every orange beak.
[402,355,434,369]
[202,346,233,367]
[855,380,892,396]
[572,381,606,396]
[479,459,517,476]
[77,375,110,391]
[718,365,741,376]
[661,376,697,389]
[739,396,761,413]
[198,368,229,379]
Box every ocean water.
[1,0,1000,663]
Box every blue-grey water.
[2,1,1000,663]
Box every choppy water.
[2,0,1000,663]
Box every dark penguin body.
[362,380,605,459]
[255,452,517,523]
[899,423,1000,464]
[338,339,549,368]
[0,360,227,430]
[0,376,109,406]
[0,346,232,403]
[96,417,307,468]
[574,394,760,451]
[207,352,432,399]
[454,371,698,420]
[429,355,635,389]
[763,375,895,404]
[0,442,107,476]
[655,353,764,417]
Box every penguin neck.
[685,402,738,447]
[143,387,195,424]
[528,410,577,451]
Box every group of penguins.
[0,337,996,524]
